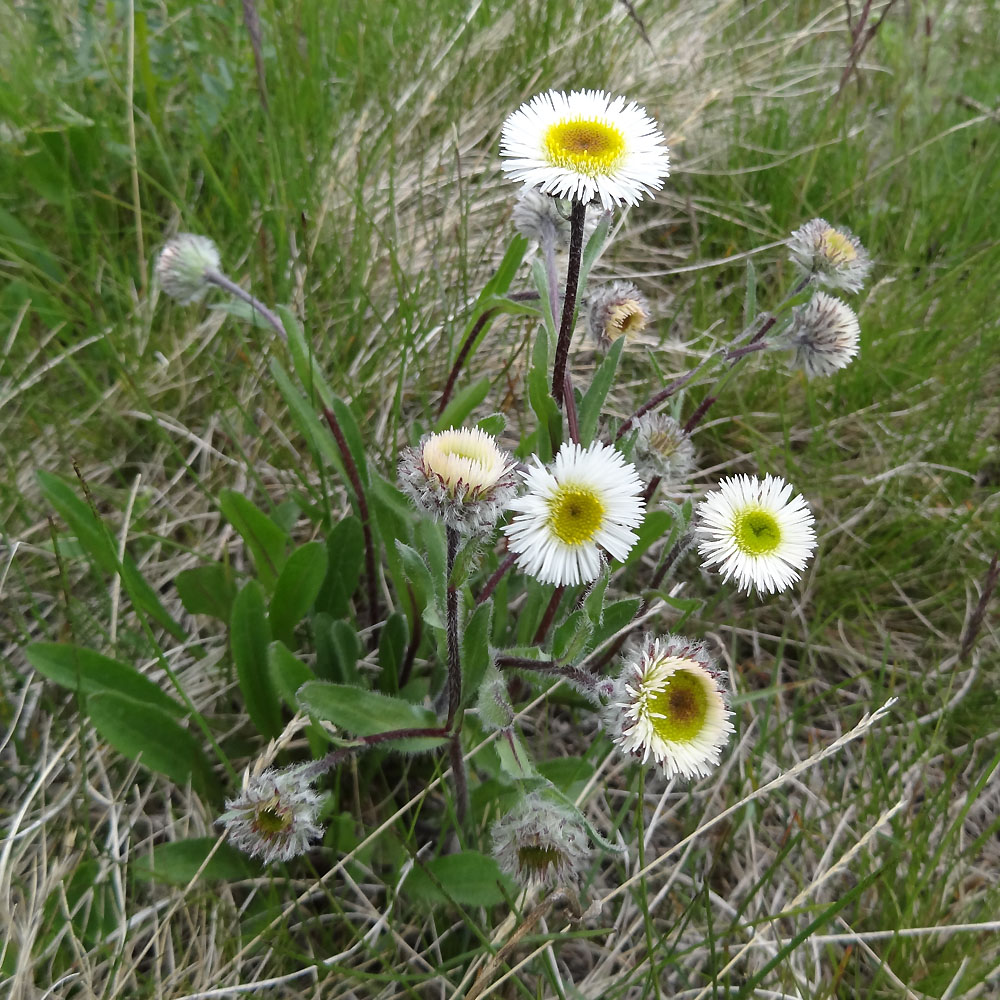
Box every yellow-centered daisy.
[695,474,816,595]
[605,635,734,779]
[503,440,645,586]
[500,89,669,210]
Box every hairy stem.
[551,200,587,404]
[206,270,287,341]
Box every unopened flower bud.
[155,233,221,304]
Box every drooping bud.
[154,233,222,304]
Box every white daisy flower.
[155,233,222,304]
[399,426,518,536]
[500,89,669,210]
[604,635,734,779]
[491,793,590,889]
[784,291,861,377]
[503,441,645,586]
[787,218,872,294]
[218,764,323,864]
[695,474,816,595]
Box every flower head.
[500,89,669,210]
[218,764,323,864]
[604,634,734,778]
[632,413,696,485]
[695,474,816,595]
[787,218,872,293]
[503,440,645,586]
[491,793,590,889]
[399,427,518,536]
[588,280,650,347]
[511,187,603,247]
[154,233,221,304]
[784,291,861,377]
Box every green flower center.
[647,669,709,742]
[548,485,605,545]
[255,802,291,837]
[518,844,562,874]
[648,428,680,457]
[733,508,782,555]
[543,118,627,178]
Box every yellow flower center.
[821,228,858,264]
[543,118,627,178]
[734,508,782,555]
[606,300,648,341]
[648,428,681,457]
[647,668,709,742]
[547,485,605,545]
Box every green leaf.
[230,581,281,738]
[496,727,537,779]
[623,509,675,567]
[462,601,493,698]
[315,516,364,618]
[175,563,237,620]
[328,619,361,682]
[405,851,511,907]
[476,413,506,437]
[552,608,592,662]
[133,837,257,884]
[269,541,328,646]
[327,395,370,489]
[268,641,317,710]
[583,572,610,625]
[25,642,185,718]
[527,327,561,462]
[395,541,436,610]
[37,471,185,640]
[296,682,446,752]
[579,210,611,290]
[433,377,491,433]
[377,612,408,693]
[87,692,215,797]
[577,337,625,446]
[481,234,529,299]
[218,489,289,592]
[270,359,342,470]
[591,598,642,650]
[538,756,596,791]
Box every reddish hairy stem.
[551,200,587,405]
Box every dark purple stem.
[449,734,469,823]
[682,395,716,436]
[477,550,516,606]
[496,655,602,695]
[323,407,379,630]
[650,531,693,591]
[532,586,565,646]
[551,200,587,405]
[959,552,999,663]
[445,526,462,730]
[641,475,662,507]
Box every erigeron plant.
[29,88,876,910]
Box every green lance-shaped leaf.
[25,642,185,718]
[175,563,237,621]
[296,682,447,753]
[433,376,491,434]
[87,692,217,799]
[577,336,625,446]
[217,489,289,593]
[269,541,328,647]
[37,471,185,640]
[230,580,281,738]
[315,515,364,619]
